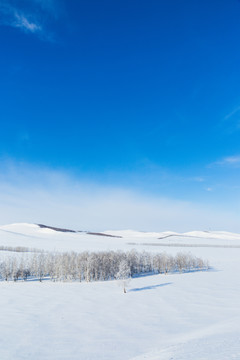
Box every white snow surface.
[0,223,240,359]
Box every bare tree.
[0,249,208,283]
[116,260,131,293]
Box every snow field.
[0,224,240,359]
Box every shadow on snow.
[129,282,172,292]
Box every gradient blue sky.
[0,0,240,231]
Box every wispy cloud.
[205,187,213,192]
[0,161,240,232]
[13,12,42,33]
[212,155,240,167]
[192,176,205,183]
[0,0,59,40]
[224,106,240,120]
[219,105,240,134]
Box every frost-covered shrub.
[0,250,209,282]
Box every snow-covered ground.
[0,223,240,359]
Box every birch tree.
[116,260,131,293]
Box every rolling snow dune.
[0,223,240,359]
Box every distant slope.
[1,223,240,253]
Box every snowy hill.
[1,223,240,252]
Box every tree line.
[0,249,209,282]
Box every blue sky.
[0,0,240,230]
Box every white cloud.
[0,162,239,232]
[14,13,42,33]
[222,156,240,165]
[206,187,213,192]
[212,155,240,167]
[192,177,205,183]
[224,106,240,120]
[220,105,240,134]
[0,0,58,39]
